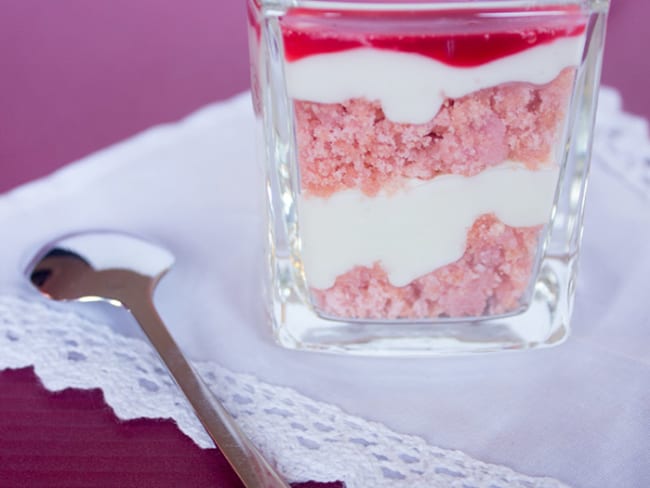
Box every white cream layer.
[299,163,559,289]
[285,35,585,124]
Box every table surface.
[0,2,647,487]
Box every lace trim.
[0,295,568,488]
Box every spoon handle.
[126,287,290,488]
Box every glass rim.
[259,0,609,13]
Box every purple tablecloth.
[0,367,342,487]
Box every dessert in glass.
[248,0,610,355]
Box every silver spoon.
[27,230,290,488]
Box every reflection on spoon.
[28,231,290,488]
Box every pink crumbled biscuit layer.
[295,68,575,197]
[297,70,574,319]
[312,215,542,319]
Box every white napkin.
[1,89,648,488]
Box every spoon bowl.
[28,230,290,488]
[30,232,174,304]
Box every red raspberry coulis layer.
[281,7,586,67]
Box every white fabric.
[0,87,648,487]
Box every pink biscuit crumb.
[311,214,541,319]
[295,68,575,197]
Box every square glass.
[248,0,610,355]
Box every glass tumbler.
[248,0,610,355]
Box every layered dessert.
[280,7,587,320]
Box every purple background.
[0,1,648,194]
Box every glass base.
[269,254,577,356]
